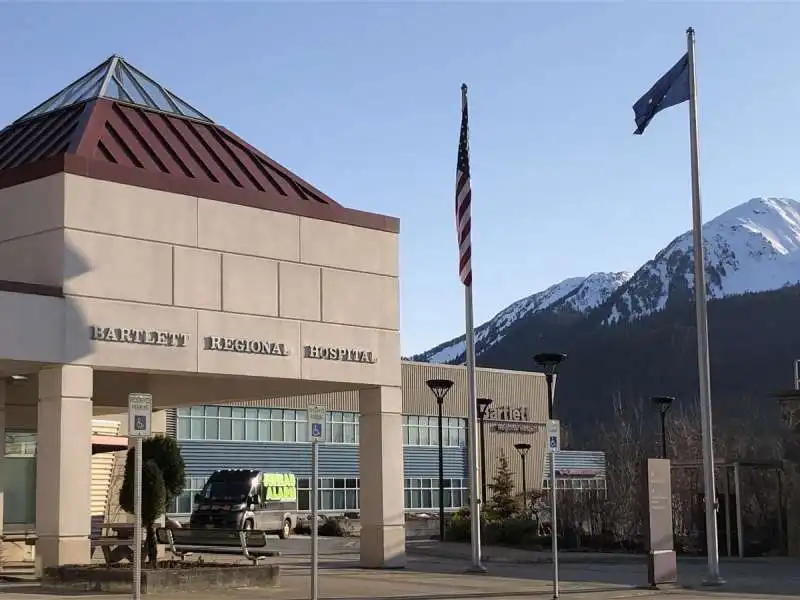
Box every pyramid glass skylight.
[13,55,212,125]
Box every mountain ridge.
[416,196,800,364]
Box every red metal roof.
[0,57,398,233]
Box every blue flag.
[633,53,690,135]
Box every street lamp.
[651,396,675,460]
[534,352,567,420]
[514,443,531,513]
[427,378,454,542]
[477,397,493,504]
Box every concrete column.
[36,365,93,569]
[0,381,6,537]
[358,386,405,568]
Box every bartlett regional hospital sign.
[88,326,377,363]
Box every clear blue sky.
[1,2,797,356]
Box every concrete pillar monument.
[777,390,800,557]
[358,385,406,568]
[35,365,93,569]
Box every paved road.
[1,537,798,599]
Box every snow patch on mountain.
[419,271,631,364]
[605,197,800,323]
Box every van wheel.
[243,519,254,531]
[278,519,292,539]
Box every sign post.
[127,393,152,600]
[307,404,326,600]
[547,419,561,600]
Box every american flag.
[456,84,472,287]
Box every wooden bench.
[155,527,276,564]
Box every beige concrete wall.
[0,175,401,390]
[0,292,64,365]
[401,362,550,494]
[0,175,65,287]
[56,175,400,387]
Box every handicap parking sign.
[134,415,147,431]
[549,435,558,449]
[311,422,323,438]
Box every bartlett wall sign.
[488,406,530,421]
[90,326,187,347]
[488,406,540,434]
[204,336,289,356]
[303,345,376,364]
[492,422,542,434]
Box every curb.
[407,547,645,565]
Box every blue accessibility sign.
[311,423,323,438]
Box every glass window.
[296,421,307,442]
[402,415,467,447]
[284,420,297,442]
[205,418,219,440]
[270,420,282,442]
[232,419,245,441]
[177,418,190,440]
[245,420,258,441]
[403,477,469,511]
[4,434,37,525]
[175,405,351,444]
[258,420,269,441]
[332,422,344,443]
[219,418,232,440]
[190,418,204,440]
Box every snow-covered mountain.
[416,271,631,364]
[605,197,800,323]
[417,196,800,365]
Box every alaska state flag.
[633,53,690,134]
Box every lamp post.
[477,397,493,504]
[427,378,454,542]
[534,352,567,420]
[514,443,531,513]
[651,396,675,460]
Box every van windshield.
[198,480,251,503]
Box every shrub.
[494,518,538,546]
[444,509,472,542]
[318,516,354,537]
[119,435,186,566]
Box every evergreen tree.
[485,451,516,522]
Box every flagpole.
[459,83,485,573]
[464,280,485,572]
[686,26,723,586]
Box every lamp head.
[426,379,454,403]
[651,395,675,416]
[534,352,567,374]
[7,374,28,386]
[514,442,531,457]
[477,397,493,418]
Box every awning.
[91,434,128,455]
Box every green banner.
[262,472,297,501]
